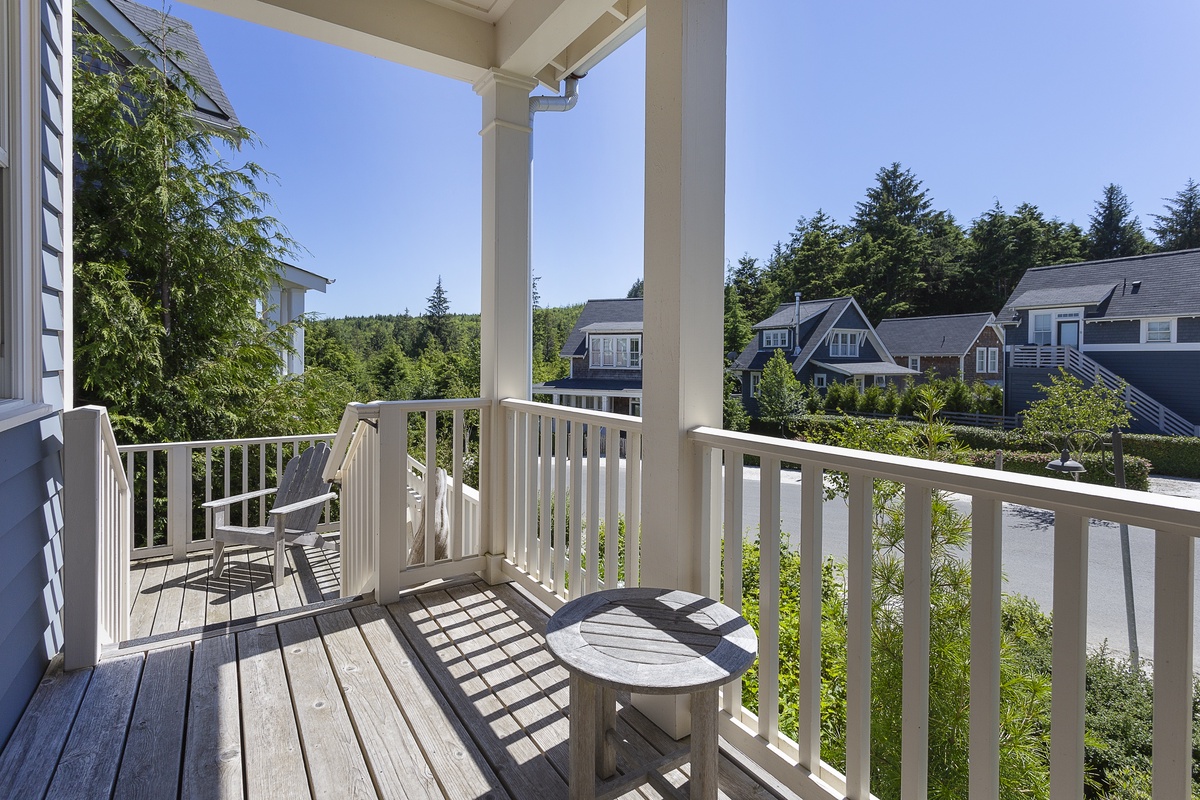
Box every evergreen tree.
[1150,178,1200,252]
[727,255,778,324]
[764,211,846,304]
[756,350,804,436]
[73,32,351,441]
[626,278,644,298]
[424,276,453,349]
[1086,184,1149,260]
[723,286,753,355]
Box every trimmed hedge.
[788,412,1200,479]
[966,450,1151,492]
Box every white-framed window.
[814,373,827,389]
[908,356,920,371]
[589,334,641,368]
[829,329,860,357]
[874,375,886,388]
[749,372,761,397]
[853,375,865,391]
[976,347,999,373]
[1032,314,1052,346]
[1144,319,1175,343]
[761,329,788,349]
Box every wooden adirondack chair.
[203,442,339,585]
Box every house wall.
[0,0,69,749]
[896,355,959,381]
[570,356,642,382]
[1083,320,1139,345]
[962,327,1004,384]
[1179,318,1200,342]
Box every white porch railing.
[498,399,643,608]
[117,434,337,560]
[63,406,131,670]
[327,399,485,602]
[689,425,1200,800]
[1010,345,1200,437]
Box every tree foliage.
[1086,184,1150,261]
[73,32,351,441]
[1019,368,1133,445]
[1151,178,1200,252]
[756,349,805,436]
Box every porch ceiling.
[185,0,645,87]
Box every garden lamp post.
[1045,427,1138,670]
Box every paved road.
[587,460,1200,664]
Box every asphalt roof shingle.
[560,298,644,358]
[999,249,1200,322]
[875,312,996,357]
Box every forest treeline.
[725,164,1200,335]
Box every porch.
[0,578,788,800]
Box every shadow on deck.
[0,579,795,800]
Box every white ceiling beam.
[184,0,495,84]
[495,0,615,81]
[550,0,643,81]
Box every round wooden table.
[545,588,758,800]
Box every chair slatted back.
[270,442,332,533]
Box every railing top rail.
[117,432,335,453]
[502,398,644,432]
[690,425,1200,534]
[70,406,132,495]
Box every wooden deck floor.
[0,580,793,800]
[126,542,342,644]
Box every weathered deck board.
[128,558,169,640]
[181,634,243,800]
[1,581,792,800]
[238,625,311,799]
[0,657,91,798]
[115,644,191,799]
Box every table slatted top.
[546,588,758,694]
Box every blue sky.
[169,0,1200,319]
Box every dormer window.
[828,330,860,357]
[761,329,788,349]
[589,334,641,368]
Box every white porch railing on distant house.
[327,400,485,601]
[498,399,643,607]
[689,426,1199,800]
[1010,344,1199,437]
[117,434,338,560]
[63,406,131,670]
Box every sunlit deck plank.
[181,634,243,800]
[114,644,191,799]
[238,625,310,799]
[176,553,211,631]
[0,658,91,798]
[150,557,189,637]
[128,558,169,640]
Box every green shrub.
[1121,433,1200,479]
[966,450,1151,492]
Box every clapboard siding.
[1083,320,1138,345]
[1087,350,1200,427]
[0,415,66,749]
[1180,317,1200,343]
[0,0,69,750]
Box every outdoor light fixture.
[1045,448,1085,477]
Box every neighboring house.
[76,0,241,131]
[266,262,332,375]
[78,0,331,375]
[533,298,642,416]
[876,312,1005,385]
[730,296,916,415]
[1000,249,1200,435]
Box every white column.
[636,0,727,738]
[475,70,537,584]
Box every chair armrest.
[202,487,278,509]
[269,492,338,518]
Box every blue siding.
[1084,320,1138,345]
[1180,317,1200,343]
[1087,351,1200,427]
[0,0,68,751]
[0,415,65,748]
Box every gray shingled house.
[730,296,916,416]
[876,312,1004,385]
[1000,249,1200,435]
[533,298,643,415]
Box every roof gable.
[876,312,997,357]
[560,298,644,358]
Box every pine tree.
[1086,184,1149,260]
[1150,178,1200,252]
[626,278,644,298]
[723,286,753,355]
[424,276,453,349]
